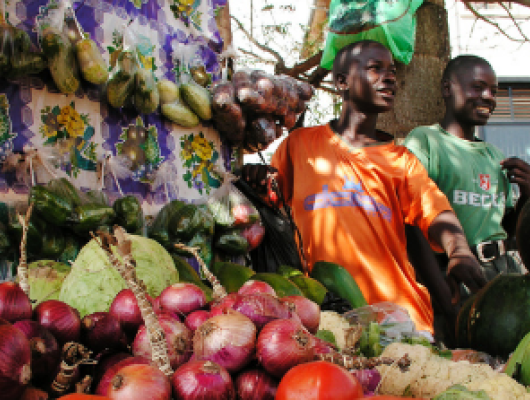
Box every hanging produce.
[211,69,314,152]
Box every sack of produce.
[134,65,160,115]
[63,4,108,84]
[211,80,246,145]
[37,3,80,94]
[5,25,47,79]
[106,26,138,109]
[206,169,260,230]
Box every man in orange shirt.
[242,40,486,336]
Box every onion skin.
[235,368,278,400]
[351,368,382,394]
[256,318,314,378]
[185,310,211,331]
[132,313,192,370]
[238,280,277,297]
[232,293,291,329]
[171,360,235,400]
[0,323,32,400]
[281,295,321,334]
[109,289,151,340]
[106,364,171,400]
[81,312,128,353]
[158,282,207,317]
[95,356,150,396]
[13,320,60,385]
[0,282,32,323]
[33,300,81,345]
[208,293,238,317]
[92,352,133,392]
[193,311,257,373]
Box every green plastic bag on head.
[320,0,424,69]
[59,234,179,317]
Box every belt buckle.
[476,240,505,263]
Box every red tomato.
[275,361,363,400]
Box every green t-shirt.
[403,124,513,247]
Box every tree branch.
[278,51,323,77]
[463,2,528,42]
[499,2,530,41]
[231,15,286,71]
[469,0,530,7]
[237,47,277,65]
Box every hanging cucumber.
[75,37,109,85]
[40,27,80,94]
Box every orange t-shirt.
[271,124,453,333]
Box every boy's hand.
[501,157,530,198]
[241,164,278,196]
[446,252,487,305]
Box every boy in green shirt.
[404,55,530,326]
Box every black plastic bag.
[234,178,304,274]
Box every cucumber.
[180,82,212,120]
[161,102,200,127]
[289,275,327,305]
[310,261,367,310]
[250,272,303,298]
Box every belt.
[471,240,509,263]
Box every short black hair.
[332,40,390,81]
[441,55,494,83]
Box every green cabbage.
[27,260,71,306]
[59,234,178,317]
[433,385,491,399]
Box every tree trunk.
[377,0,451,139]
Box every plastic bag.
[206,170,260,230]
[106,25,138,109]
[63,2,108,85]
[233,178,304,274]
[320,0,424,69]
[36,2,80,94]
[343,302,420,347]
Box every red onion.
[0,282,32,323]
[281,295,321,334]
[241,222,266,251]
[81,311,128,353]
[158,282,206,317]
[13,320,60,385]
[132,312,192,370]
[109,289,153,340]
[351,368,382,395]
[92,352,133,391]
[33,300,81,345]
[0,323,32,400]
[256,318,314,377]
[171,360,235,400]
[238,280,277,297]
[311,335,338,357]
[185,310,211,331]
[193,311,257,373]
[235,368,278,400]
[209,293,238,317]
[106,364,172,400]
[95,355,150,396]
[232,293,292,329]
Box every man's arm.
[501,157,530,237]
[428,211,487,304]
[406,224,455,318]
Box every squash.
[461,273,530,358]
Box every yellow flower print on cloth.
[180,131,221,196]
[57,105,85,138]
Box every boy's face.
[336,44,397,113]
[444,63,498,127]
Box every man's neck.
[440,116,476,141]
[331,107,387,148]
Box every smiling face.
[443,62,498,127]
[333,42,397,113]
